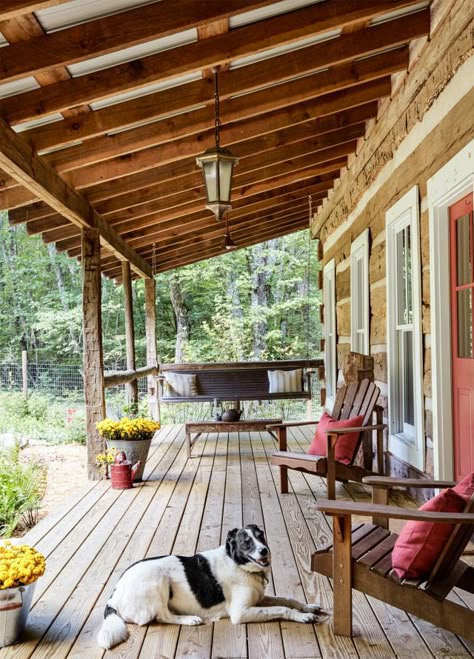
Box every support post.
[145,277,160,421]
[122,261,138,411]
[82,229,106,480]
[21,350,28,400]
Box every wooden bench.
[158,359,323,409]
[185,418,282,457]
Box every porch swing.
[156,198,322,418]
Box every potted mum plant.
[0,541,46,647]
[96,418,160,481]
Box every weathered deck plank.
[2,424,472,659]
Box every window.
[350,229,370,355]
[323,259,337,404]
[386,186,424,469]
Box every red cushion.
[452,472,474,501]
[307,411,364,465]
[391,488,467,580]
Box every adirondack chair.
[312,476,474,641]
[270,379,385,499]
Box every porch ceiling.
[0,0,431,279]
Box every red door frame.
[449,193,474,480]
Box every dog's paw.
[183,615,203,626]
[294,611,320,624]
[303,604,331,620]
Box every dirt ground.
[22,441,89,526]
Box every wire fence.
[0,362,147,402]
[0,362,322,422]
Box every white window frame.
[323,259,337,408]
[350,228,370,355]
[386,186,424,470]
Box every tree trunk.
[248,241,277,359]
[47,243,81,354]
[169,273,190,363]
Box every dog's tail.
[97,603,128,649]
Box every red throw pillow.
[307,411,364,465]
[391,487,467,580]
[452,472,474,501]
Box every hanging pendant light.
[196,68,239,221]
[223,214,236,250]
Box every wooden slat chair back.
[425,492,474,599]
[312,479,474,641]
[270,378,385,499]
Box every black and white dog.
[97,524,328,649]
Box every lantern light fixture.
[196,68,239,222]
[223,214,236,251]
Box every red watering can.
[110,451,141,489]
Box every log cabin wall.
[312,0,474,495]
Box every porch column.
[145,277,160,421]
[122,261,138,409]
[82,229,106,480]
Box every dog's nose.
[259,547,268,557]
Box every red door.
[450,193,474,480]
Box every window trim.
[386,186,424,470]
[350,228,370,355]
[323,259,337,408]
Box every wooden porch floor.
[4,424,473,659]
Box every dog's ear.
[226,528,238,556]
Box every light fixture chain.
[214,68,221,148]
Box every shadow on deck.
[3,424,473,658]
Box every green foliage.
[0,392,86,444]
[0,446,46,537]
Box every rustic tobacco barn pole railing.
[103,365,159,388]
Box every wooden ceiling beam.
[8,102,374,218]
[43,51,405,176]
[97,192,329,268]
[103,214,311,277]
[53,157,346,253]
[0,116,152,278]
[53,77,391,194]
[135,206,318,257]
[153,220,312,274]
[21,10,428,151]
[42,147,343,245]
[96,139,355,227]
[101,209,311,272]
[16,121,362,228]
[101,212,311,272]
[0,0,280,84]
[0,0,424,123]
[97,122,365,216]
[0,1,70,21]
[41,174,337,252]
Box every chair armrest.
[325,423,386,435]
[314,499,474,524]
[267,420,320,430]
[362,476,456,489]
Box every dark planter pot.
[107,438,152,481]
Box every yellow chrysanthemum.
[0,542,46,589]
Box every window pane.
[356,258,364,332]
[402,330,415,426]
[397,226,413,325]
[406,225,413,323]
[456,214,472,286]
[457,288,473,358]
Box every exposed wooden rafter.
[0,117,152,278]
[0,0,432,275]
